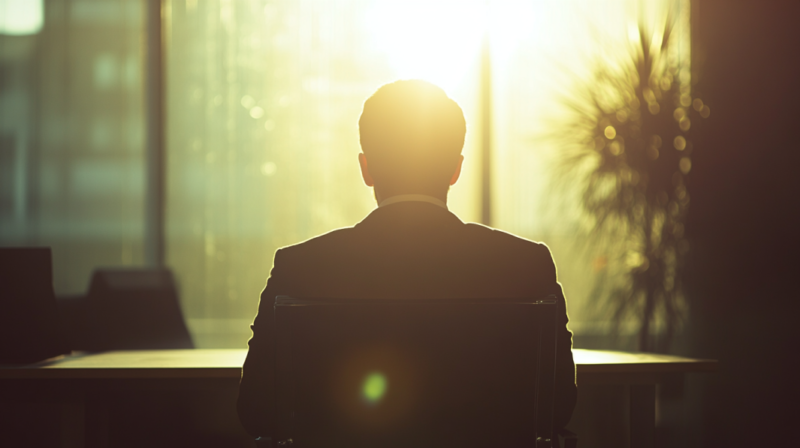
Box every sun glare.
[364,0,545,93]
[365,0,486,92]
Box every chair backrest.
[82,268,194,351]
[0,247,70,363]
[272,296,558,448]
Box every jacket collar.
[355,200,464,231]
[378,194,447,210]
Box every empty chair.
[266,296,559,448]
[81,268,194,351]
[0,247,70,363]
[56,292,92,351]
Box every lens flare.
[362,372,387,404]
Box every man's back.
[238,201,577,436]
[272,202,560,299]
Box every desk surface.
[0,349,717,380]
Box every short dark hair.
[358,80,466,194]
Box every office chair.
[79,268,194,351]
[258,296,570,448]
[0,247,70,363]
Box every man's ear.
[450,155,464,186]
[359,153,374,187]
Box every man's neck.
[374,189,448,206]
[378,194,448,210]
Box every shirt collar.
[378,194,448,210]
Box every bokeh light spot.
[594,137,606,151]
[679,157,692,174]
[249,106,264,119]
[674,135,687,151]
[652,135,663,148]
[240,95,255,109]
[260,162,277,176]
[644,88,656,103]
[604,126,617,139]
[362,372,387,404]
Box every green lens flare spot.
[362,372,387,404]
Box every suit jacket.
[238,201,577,436]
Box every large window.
[0,0,689,348]
[0,0,146,294]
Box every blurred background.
[1,0,798,446]
[0,0,691,348]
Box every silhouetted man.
[238,80,577,437]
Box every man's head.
[358,80,466,202]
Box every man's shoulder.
[276,220,552,259]
[462,222,552,256]
[277,226,356,256]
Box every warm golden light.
[674,135,687,151]
[679,157,692,174]
[364,0,539,92]
[157,0,691,347]
[365,1,485,92]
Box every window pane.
[166,0,688,347]
[491,0,690,338]
[0,0,146,294]
[165,0,484,347]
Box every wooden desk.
[0,349,716,448]
[574,349,716,448]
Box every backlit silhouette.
[237,80,577,439]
